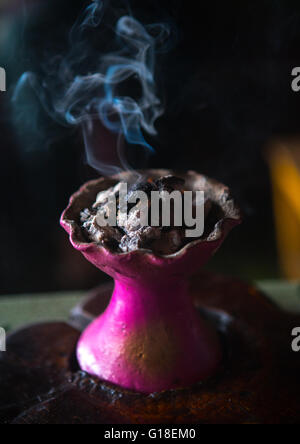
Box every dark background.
[1,0,300,295]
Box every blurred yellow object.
[268,141,300,280]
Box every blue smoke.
[13,0,171,173]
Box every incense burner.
[1,169,300,423]
[60,170,241,393]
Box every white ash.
[81,209,123,247]
[80,176,212,255]
[92,182,123,208]
[119,226,162,253]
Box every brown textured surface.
[1,272,300,424]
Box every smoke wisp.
[13,0,171,175]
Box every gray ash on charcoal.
[80,175,215,255]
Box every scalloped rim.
[61,170,242,260]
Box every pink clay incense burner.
[61,169,241,394]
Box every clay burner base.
[1,272,300,424]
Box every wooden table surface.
[0,281,299,332]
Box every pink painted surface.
[61,170,241,393]
[76,277,223,393]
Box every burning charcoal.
[204,199,212,218]
[127,179,157,198]
[96,227,122,248]
[151,229,185,255]
[120,226,161,253]
[82,214,122,247]
[80,208,93,223]
[81,175,217,255]
[123,180,157,214]
[93,182,122,208]
[118,198,150,233]
[93,187,114,208]
[95,202,116,224]
[155,176,185,193]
